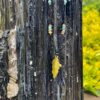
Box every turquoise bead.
[62,24,66,30]
[64,0,67,5]
[48,0,52,5]
[48,24,52,30]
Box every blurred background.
[83,0,100,98]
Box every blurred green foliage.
[83,0,100,12]
[83,0,100,96]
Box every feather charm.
[52,55,62,79]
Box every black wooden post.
[0,0,82,100]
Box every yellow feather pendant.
[52,55,62,79]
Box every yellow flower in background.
[52,55,62,79]
[83,8,100,96]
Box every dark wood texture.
[0,0,82,100]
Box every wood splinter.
[7,27,19,99]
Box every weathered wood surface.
[0,0,82,100]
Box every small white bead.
[76,32,78,36]
[35,92,37,95]
[34,72,37,76]
[77,76,79,82]
[29,60,33,65]
[10,18,13,22]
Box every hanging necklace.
[51,0,62,79]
